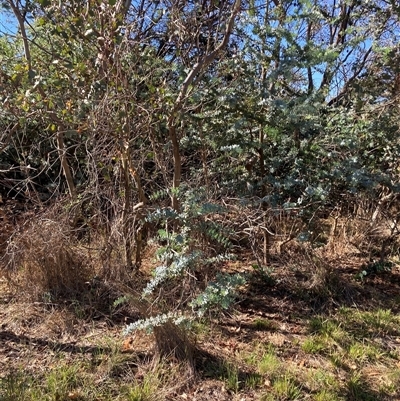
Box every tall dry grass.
[3,212,92,300]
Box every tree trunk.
[169,124,182,212]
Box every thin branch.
[0,122,20,154]
[173,0,242,111]
[328,46,373,106]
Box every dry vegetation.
[1,200,400,401]
[1,2,400,399]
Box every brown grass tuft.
[153,320,197,374]
[4,216,92,301]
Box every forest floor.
[1,246,400,401]
[1,199,400,400]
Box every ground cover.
[1,252,400,401]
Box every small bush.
[355,260,393,281]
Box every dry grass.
[1,251,400,400]
[3,213,92,301]
[1,198,400,400]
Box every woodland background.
[1,1,400,400]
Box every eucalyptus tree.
[227,0,399,193]
[186,0,400,262]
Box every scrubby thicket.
[1,0,400,362]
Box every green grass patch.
[305,308,398,374]
[307,368,339,391]
[308,316,348,343]
[0,364,93,401]
[269,375,302,401]
[253,318,277,331]
[347,372,377,401]
[302,336,328,354]
[338,307,400,338]
[313,389,343,401]
[378,367,400,396]
[124,372,161,401]
[0,353,172,401]
[245,372,263,389]
[347,342,384,364]
[0,371,33,401]
[223,362,240,393]
[257,349,281,377]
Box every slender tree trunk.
[120,137,149,269]
[258,126,270,265]
[168,123,181,212]
[120,142,133,270]
[199,124,210,194]
[56,131,77,199]
[8,0,31,73]
[126,147,148,267]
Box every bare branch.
[173,0,242,111]
[0,122,20,155]
[328,46,373,106]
